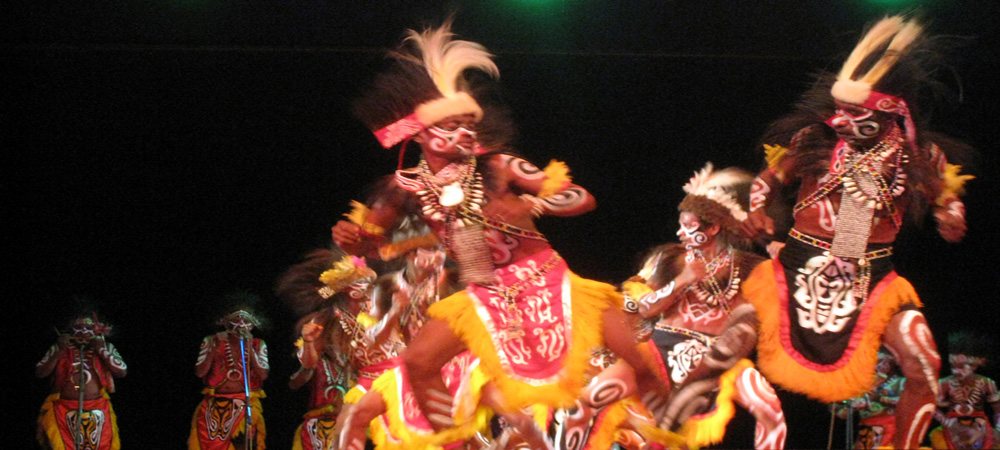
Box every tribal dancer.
[277,250,402,450]
[336,245,496,450]
[627,164,785,450]
[741,16,974,449]
[189,297,269,450]
[930,332,1000,449]
[278,251,378,450]
[37,312,126,450]
[332,21,673,447]
[834,349,905,449]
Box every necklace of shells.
[415,157,486,223]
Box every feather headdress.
[681,163,751,221]
[355,21,500,149]
[679,163,753,241]
[831,17,922,105]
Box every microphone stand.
[844,402,854,450]
[239,335,252,450]
[75,341,86,450]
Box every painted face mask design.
[677,215,709,250]
[425,125,476,156]
[224,310,258,334]
[828,107,883,140]
[71,318,97,341]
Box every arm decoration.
[763,144,789,180]
[621,280,654,314]
[936,163,974,206]
[538,159,572,198]
[528,187,588,214]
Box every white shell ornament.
[439,182,465,207]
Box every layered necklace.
[416,157,486,224]
[332,306,364,348]
[223,337,245,381]
[688,246,739,313]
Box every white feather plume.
[405,23,499,97]
[682,163,751,222]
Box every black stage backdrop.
[6,1,999,448]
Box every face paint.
[346,280,370,300]
[423,125,476,156]
[224,310,257,334]
[827,100,897,147]
[71,318,96,341]
[677,211,710,250]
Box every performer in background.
[629,164,785,450]
[189,296,269,450]
[332,21,674,447]
[276,250,394,450]
[37,311,126,450]
[741,16,974,449]
[834,348,905,449]
[930,332,1000,449]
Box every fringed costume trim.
[367,367,491,450]
[744,260,921,402]
[37,390,120,450]
[677,359,754,448]
[428,271,618,410]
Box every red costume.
[36,315,126,450]
[189,307,269,450]
[333,22,672,448]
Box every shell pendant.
[439,182,465,207]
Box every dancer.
[332,21,673,446]
[334,243,485,450]
[37,312,126,450]
[741,16,973,449]
[929,332,1000,449]
[277,250,399,450]
[189,298,269,450]
[632,164,785,449]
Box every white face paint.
[423,125,476,156]
[70,318,97,341]
[224,310,258,335]
[677,211,711,250]
[346,280,371,303]
[827,100,896,147]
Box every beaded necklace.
[415,157,547,242]
[688,247,739,313]
[795,127,906,228]
[332,306,364,348]
[223,338,244,381]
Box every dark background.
[6,1,998,448]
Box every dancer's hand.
[332,220,362,248]
[740,211,774,240]
[300,320,323,343]
[935,206,966,243]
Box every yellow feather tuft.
[763,144,788,171]
[343,200,369,225]
[539,160,572,198]
[937,163,975,205]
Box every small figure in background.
[37,310,127,450]
[834,348,904,449]
[930,332,1000,449]
[189,294,269,450]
